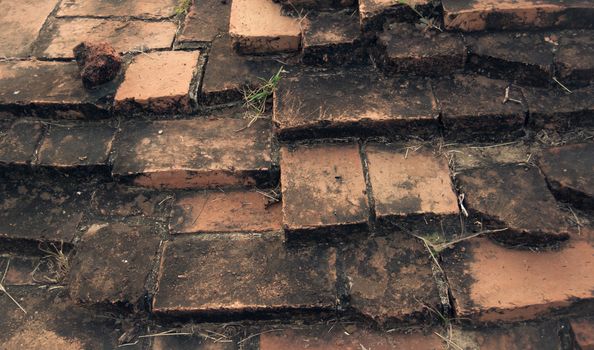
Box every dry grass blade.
[397,0,442,31]
[238,66,285,132]
[38,242,70,284]
[0,260,27,314]
[434,331,463,350]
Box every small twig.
[567,206,582,236]
[138,330,193,338]
[434,331,463,350]
[238,329,284,344]
[469,141,519,149]
[553,77,572,94]
[458,194,469,217]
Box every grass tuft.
[175,0,192,16]
[397,0,442,32]
[237,67,286,131]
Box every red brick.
[0,121,44,166]
[0,0,59,57]
[115,50,200,114]
[57,0,177,18]
[539,143,594,211]
[571,318,594,350]
[111,118,272,190]
[229,0,301,54]
[359,0,433,30]
[524,85,594,130]
[451,322,562,350]
[443,237,594,322]
[456,164,570,245]
[555,30,594,87]
[170,190,282,234]
[276,0,356,10]
[365,144,459,232]
[40,18,177,59]
[176,0,231,47]
[443,0,594,31]
[280,143,369,239]
[152,234,337,317]
[152,335,235,350]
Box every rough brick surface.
[36,123,115,170]
[432,75,526,141]
[229,0,301,54]
[524,85,594,130]
[442,0,594,31]
[359,0,433,30]
[111,118,272,189]
[39,18,176,59]
[443,236,594,322]
[571,318,594,350]
[57,0,177,18]
[152,234,337,317]
[0,121,44,165]
[0,0,59,57]
[69,222,161,306]
[451,322,562,350]
[280,143,369,239]
[276,0,356,10]
[152,336,235,350]
[170,190,282,234]
[539,143,594,211]
[341,234,441,324]
[114,50,200,114]
[555,30,594,87]
[274,70,439,141]
[90,183,174,221]
[456,165,570,245]
[377,22,466,76]
[365,144,459,232]
[177,0,231,46]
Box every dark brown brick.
[359,0,434,31]
[341,234,441,324]
[1,256,44,286]
[152,234,337,318]
[539,143,594,211]
[280,143,369,240]
[274,70,439,141]
[377,22,466,76]
[432,75,526,142]
[69,222,161,306]
[442,236,594,322]
[570,317,594,350]
[111,118,272,189]
[456,164,570,246]
[0,120,44,166]
[465,31,554,86]
[555,30,594,87]
[90,183,174,221]
[524,85,594,130]
[176,0,231,47]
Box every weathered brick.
[1,256,44,286]
[90,183,174,221]
[36,123,115,170]
[570,317,594,350]
[449,141,533,172]
[39,18,177,59]
[0,0,59,57]
[432,75,526,141]
[465,32,554,86]
[442,0,594,31]
[555,30,594,87]
[0,61,114,118]
[365,144,459,232]
[170,190,282,234]
[451,322,562,350]
[57,0,177,18]
[442,236,594,322]
[114,50,200,114]
[152,335,235,350]
[377,22,466,76]
[69,222,161,306]
[456,164,570,245]
[229,0,301,54]
[359,0,433,31]
[152,234,337,317]
[111,118,272,189]
[280,143,369,240]
[341,233,441,324]
[0,120,44,166]
[276,0,356,10]
[539,143,594,211]
[302,11,363,66]
[176,0,231,47]
[274,70,439,141]
[524,85,594,130]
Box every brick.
[57,0,177,18]
[432,75,526,141]
[450,142,533,172]
[176,0,231,47]
[276,0,356,10]
[0,61,114,118]
[199,36,279,105]
[280,143,369,240]
[170,190,282,234]
[90,183,174,221]
[465,32,554,86]
[0,120,44,166]
[260,326,443,350]
[366,144,459,232]
[152,234,337,317]
[443,236,594,322]
[69,222,161,306]
[451,322,562,350]
[571,318,594,350]
[152,336,235,350]
[377,22,466,76]
[555,30,594,87]
[36,123,115,170]
[359,0,433,30]
[274,70,439,141]
[524,85,594,130]
[111,118,272,189]
[1,256,44,286]
[442,0,594,31]
[342,234,441,324]
[114,50,200,114]
[302,11,364,66]
[0,0,58,57]
[229,0,301,54]
[39,18,177,59]
[457,165,570,245]
[539,143,594,211]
